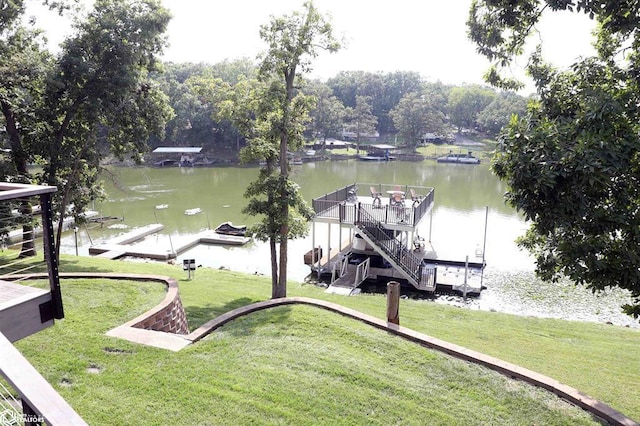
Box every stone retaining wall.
[131,283,189,335]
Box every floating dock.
[89,225,251,261]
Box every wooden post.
[386,281,400,325]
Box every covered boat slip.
[309,183,485,296]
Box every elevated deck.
[312,183,434,232]
[310,183,485,296]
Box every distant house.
[341,130,380,141]
[309,139,355,150]
[420,133,454,145]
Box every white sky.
[29,0,596,91]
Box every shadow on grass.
[0,253,120,276]
[58,257,127,274]
[185,297,293,336]
[185,297,255,330]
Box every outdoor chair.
[410,188,422,202]
[370,186,382,199]
[370,186,382,208]
[391,192,405,207]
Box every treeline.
[150,59,531,154]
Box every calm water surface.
[59,160,638,327]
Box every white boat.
[436,151,480,164]
[184,208,202,216]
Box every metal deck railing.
[355,208,423,285]
[312,183,434,228]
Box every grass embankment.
[12,255,640,424]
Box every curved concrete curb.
[8,274,637,425]
[187,297,638,426]
[6,273,192,351]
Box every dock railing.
[312,183,434,228]
[355,207,423,285]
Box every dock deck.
[89,226,251,261]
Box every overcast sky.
[30,0,596,90]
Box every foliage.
[447,84,496,132]
[475,91,529,136]
[344,95,377,152]
[213,1,339,298]
[306,80,346,146]
[30,0,174,260]
[469,0,640,316]
[0,12,52,255]
[389,92,446,148]
[151,60,258,152]
[327,70,425,134]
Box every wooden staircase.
[355,207,435,291]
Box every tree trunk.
[270,237,279,298]
[274,69,296,299]
[1,100,37,257]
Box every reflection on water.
[58,161,638,328]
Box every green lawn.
[11,255,640,424]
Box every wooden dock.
[89,226,251,261]
[310,241,351,275]
[325,269,358,295]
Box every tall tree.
[475,91,529,136]
[250,1,339,298]
[390,92,446,148]
[0,24,51,256]
[468,1,640,317]
[0,1,76,257]
[447,85,496,133]
[307,81,345,150]
[33,0,173,260]
[345,95,377,153]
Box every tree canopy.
[209,1,339,298]
[447,85,496,133]
[468,0,640,317]
[390,92,446,147]
[0,0,173,260]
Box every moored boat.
[214,221,247,236]
[436,151,480,164]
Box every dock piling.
[387,281,400,325]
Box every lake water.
[59,160,638,328]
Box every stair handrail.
[355,206,422,283]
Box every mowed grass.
[11,255,640,424]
